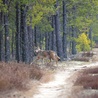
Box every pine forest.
[0,0,98,63]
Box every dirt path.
[1,61,98,98]
[33,61,98,98]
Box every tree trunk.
[71,6,77,55]
[22,5,30,63]
[48,32,52,50]
[34,26,40,47]
[62,0,67,58]
[20,5,30,63]
[51,15,57,52]
[11,30,15,60]
[88,27,93,49]
[54,0,63,59]
[45,32,52,50]
[72,26,77,54]
[16,3,22,62]
[4,0,10,62]
[0,12,5,61]
[45,32,49,50]
[27,25,34,63]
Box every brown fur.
[33,47,60,64]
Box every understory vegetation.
[0,62,44,91]
[72,66,98,98]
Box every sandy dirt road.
[33,61,98,98]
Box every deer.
[31,47,60,65]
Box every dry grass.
[0,62,56,98]
[72,48,98,62]
[72,66,98,98]
[73,57,91,62]
[0,62,44,92]
[75,74,98,89]
[82,67,98,74]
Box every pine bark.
[54,0,63,59]
[4,0,10,62]
[72,26,77,54]
[62,0,67,58]
[16,3,22,62]
[45,32,49,50]
[71,6,77,54]
[51,15,57,52]
[20,5,30,63]
[27,25,34,62]
[0,12,5,61]
[23,5,30,63]
[88,28,93,49]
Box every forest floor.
[0,48,98,98]
[33,48,98,98]
[33,61,98,98]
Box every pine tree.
[3,0,10,62]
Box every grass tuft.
[73,65,98,98]
[0,62,43,91]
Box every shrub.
[0,62,43,91]
[75,33,91,52]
